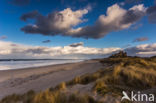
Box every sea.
[0,59,83,70]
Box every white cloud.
[137,51,156,55]
[58,8,88,29]
[67,4,146,39]
[130,4,146,12]
[1,41,156,59]
[0,41,121,59]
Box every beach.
[0,59,102,100]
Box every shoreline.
[0,59,85,71]
[0,59,102,99]
[0,59,87,82]
[0,59,84,71]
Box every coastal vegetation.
[1,51,156,103]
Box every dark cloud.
[42,40,51,43]
[133,37,149,42]
[21,4,145,39]
[121,9,145,24]
[21,11,39,21]
[124,0,143,4]
[119,0,145,6]
[69,42,83,47]
[131,23,142,30]
[21,8,88,36]
[10,44,18,47]
[25,47,50,54]
[0,35,7,39]
[21,11,65,35]
[9,0,30,6]
[147,5,156,23]
[125,43,156,57]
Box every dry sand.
[0,60,103,99]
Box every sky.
[0,0,156,59]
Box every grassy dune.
[1,51,156,103]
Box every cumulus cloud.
[21,8,88,35]
[133,37,148,42]
[0,41,121,59]
[21,4,146,39]
[67,4,146,39]
[42,40,51,43]
[69,42,83,47]
[146,5,156,23]
[9,0,30,6]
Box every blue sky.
[0,0,156,59]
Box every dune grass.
[0,89,102,103]
[94,56,156,96]
[1,52,156,103]
[67,54,156,97]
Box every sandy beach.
[0,60,102,99]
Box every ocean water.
[0,59,83,70]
